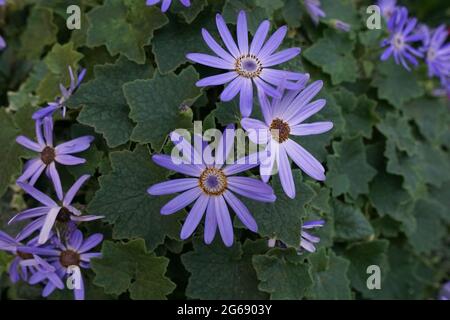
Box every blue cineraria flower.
[18,229,103,300]
[420,25,450,82]
[268,220,325,253]
[380,7,423,71]
[11,175,103,244]
[0,231,58,284]
[148,127,276,247]
[146,0,190,12]
[16,116,94,199]
[377,0,397,20]
[33,67,86,120]
[187,10,306,117]
[241,79,333,199]
[439,281,450,300]
[304,0,326,25]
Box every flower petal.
[55,154,86,165]
[17,182,57,207]
[214,124,235,168]
[196,72,237,87]
[236,10,249,54]
[258,26,288,60]
[214,195,234,247]
[78,234,104,253]
[263,48,301,67]
[223,190,257,232]
[47,162,63,201]
[204,197,217,244]
[239,78,253,117]
[147,178,199,196]
[38,207,61,244]
[160,187,202,215]
[284,139,325,181]
[220,76,244,101]
[180,194,209,240]
[250,20,270,55]
[278,146,296,199]
[201,28,235,63]
[55,136,94,155]
[63,175,90,206]
[215,13,240,58]
[152,154,202,177]
[16,136,42,152]
[290,121,333,136]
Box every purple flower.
[377,0,397,20]
[146,0,190,12]
[148,126,276,247]
[380,7,424,71]
[304,0,326,25]
[241,80,333,199]
[420,25,450,82]
[439,281,450,300]
[332,20,351,33]
[32,66,86,120]
[10,175,103,244]
[0,231,57,284]
[18,229,103,300]
[0,36,5,51]
[187,10,306,117]
[0,0,5,5]
[299,220,324,252]
[16,116,94,199]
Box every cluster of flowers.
[148,10,329,251]
[0,67,103,300]
[378,0,450,98]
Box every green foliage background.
[0,0,449,300]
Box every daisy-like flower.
[148,127,276,247]
[16,116,94,199]
[10,175,103,245]
[380,7,423,71]
[241,80,333,199]
[18,229,103,300]
[146,0,190,12]
[420,25,450,82]
[299,220,324,253]
[32,66,86,120]
[0,231,58,284]
[304,0,326,25]
[187,10,306,117]
[377,0,397,20]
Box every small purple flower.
[439,281,450,300]
[377,0,397,20]
[32,66,86,120]
[10,175,103,245]
[241,80,333,199]
[304,0,326,25]
[0,231,57,284]
[0,36,5,51]
[18,229,103,300]
[16,116,94,199]
[148,126,276,247]
[420,25,450,82]
[146,0,190,12]
[0,0,5,5]
[299,220,324,252]
[187,10,306,117]
[332,20,351,33]
[380,7,424,71]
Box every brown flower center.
[40,146,55,165]
[56,207,72,223]
[235,54,263,78]
[60,250,80,268]
[270,118,290,143]
[16,251,33,260]
[198,167,227,196]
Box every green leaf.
[91,239,176,299]
[320,0,360,28]
[303,30,358,85]
[172,0,209,24]
[20,7,58,60]
[326,137,377,198]
[307,248,352,300]
[244,171,315,248]
[282,0,303,28]
[332,200,374,242]
[68,56,153,147]
[372,60,424,108]
[87,145,181,251]
[253,248,313,299]
[343,240,389,299]
[254,0,284,16]
[86,0,168,64]
[125,66,202,150]
[377,112,417,156]
[222,0,268,34]
[181,239,268,299]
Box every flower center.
[16,251,33,260]
[235,54,263,78]
[198,167,227,196]
[40,146,55,165]
[57,207,72,223]
[393,33,405,50]
[270,118,290,143]
[60,250,80,268]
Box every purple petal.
[78,234,103,253]
[220,77,244,101]
[15,217,45,242]
[196,72,237,87]
[239,78,253,117]
[263,48,301,67]
[180,194,209,240]
[258,26,288,60]
[250,20,270,55]
[186,53,233,70]
[55,154,86,165]
[290,121,333,136]
[8,207,49,224]
[74,276,85,300]
[214,195,234,247]
[47,162,63,201]
[278,146,296,199]
[223,190,258,232]
[284,139,325,181]
[147,178,199,196]
[222,151,265,176]
[286,99,327,126]
[160,187,202,215]
[302,219,325,229]
[38,207,61,244]
[215,14,240,58]
[236,10,249,54]
[29,163,47,185]
[63,175,90,206]
[69,229,84,251]
[43,117,53,146]
[17,159,45,183]
[227,177,276,202]
[204,197,217,244]
[152,154,202,177]
[17,182,57,207]
[214,124,235,168]
[254,77,281,98]
[71,215,104,222]
[55,136,94,154]
[16,136,42,152]
[32,104,59,120]
[200,28,235,63]
[170,131,204,166]
[282,80,324,120]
